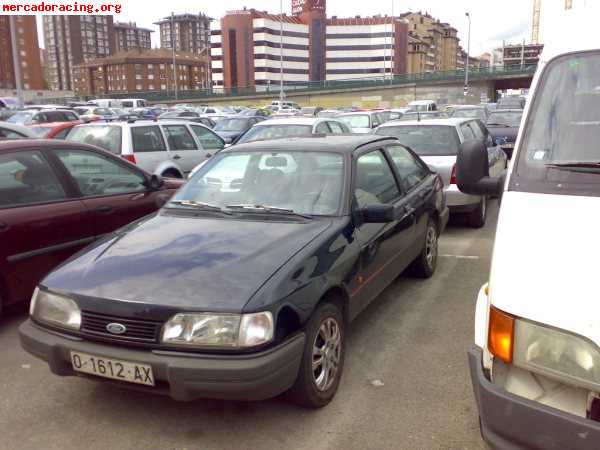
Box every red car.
[27,121,82,139]
[0,139,184,314]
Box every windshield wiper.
[486,123,511,127]
[168,200,231,214]
[545,161,600,173]
[225,204,313,219]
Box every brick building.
[72,49,210,97]
[0,16,45,90]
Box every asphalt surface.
[0,203,498,450]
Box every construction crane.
[532,0,541,44]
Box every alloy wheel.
[312,317,342,392]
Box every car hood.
[487,126,518,142]
[42,213,332,312]
[490,191,600,346]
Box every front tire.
[287,301,346,408]
[409,218,438,278]
[467,196,487,229]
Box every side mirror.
[360,204,395,223]
[145,174,165,190]
[456,140,503,196]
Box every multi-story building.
[501,42,544,68]
[402,11,460,72]
[212,2,409,89]
[113,22,153,53]
[72,49,210,97]
[0,16,45,90]
[43,15,115,91]
[155,13,212,57]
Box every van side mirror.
[456,140,503,196]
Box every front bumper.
[20,319,305,402]
[468,346,600,450]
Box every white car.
[337,111,387,134]
[459,9,600,449]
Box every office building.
[114,22,153,52]
[0,16,45,90]
[43,15,115,91]
[72,49,210,97]
[501,42,544,67]
[155,13,212,57]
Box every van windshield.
[512,51,600,195]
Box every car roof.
[225,135,396,153]
[378,118,469,128]
[0,121,37,137]
[253,117,324,126]
[489,109,523,113]
[337,111,379,117]
[0,138,114,153]
[408,100,436,105]
[73,119,202,128]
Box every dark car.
[0,140,183,315]
[20,135,448,407]
[159,111,216,128]
[213,116,265,144]
[485,109,523,159]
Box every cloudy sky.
[36,0,576,55]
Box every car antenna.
[417,111,421,122]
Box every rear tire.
[467,196,487,229]
[287,301,346,408]
[409,218,438,279]
[161,169,182,179]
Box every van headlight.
[161,312,274,348]
[30,288,81,331]
[513,320,600,391]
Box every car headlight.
[513,319,600,391]
[30,288,81,331]
[161,312,274,348]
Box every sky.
[35,0,572,56]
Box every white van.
[121,98,147,110]
[89,99,123,109]
[457,10,600,449]
[408,100,437,112]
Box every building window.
[136,84,142,90]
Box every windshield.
[452,109,487,120]
[6,111,33,124]
[237,125,312,143]
[67,126,122,154]
[339,115,370,129]
[171,151,344,216]
[512,51,600,195]
[487,111,522,127]
[375,125,459,156]
[214,119,248,132]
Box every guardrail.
[41,65,539,105]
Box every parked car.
[457,21,600,449]
[374,118,507,227]
[158,111,216,128]
[497,95,525,110]
[300,106,324,116]
[213,116,265,144]
[337,111,387,133]
[7,109,80,126]
[395,111,447,121]
[27,121,82,139]
[239,108,270,118]
[408,100,438,112]
[449,105,489,121]
[485,109,523,159]
[316,110,340,118]
[379,108,410,122]
[66,121,225,178]
[0,139,183,314]
[0,122,37,140]
[19,134,448,407]
[236,117,351,144]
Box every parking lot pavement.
[0,202,499,450]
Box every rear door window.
[131,126,166,153]
[68,126,123,155]
[315,122,331,134]
[162,125,198,151]
[190,125,225,150]
[328,121,345,134]
[386,145,429,193]
[354,150,401,208]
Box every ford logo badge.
[106,323,127,335]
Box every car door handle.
[0,221,8,232]
[172,155,182,160]
[96,205,113,214]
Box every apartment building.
[0,16,45,90]
[155,13,212,57]
[502,42,544,67]
[114,22,153,52]
[72,49,210,97]
[43,15,115,91]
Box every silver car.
[236,117,351,144]
[0,122,38,140]
[375,118,507,228]
[66,120,225,179]
[337,111,387,133]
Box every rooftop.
[73,49,208,68]
[227,135,397,154]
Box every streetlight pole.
[171,12,179,100]
[390,0,394,85]
[9,16,24,108]
[279,0,284,104]
[464,12,471,96]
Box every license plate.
[70,351,155,386]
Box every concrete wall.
[0,89,75,103]
[195,80,495,108]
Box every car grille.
[80,311,162,343]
